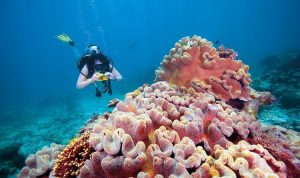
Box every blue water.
[1,0,299,109]
[0,0,299,177]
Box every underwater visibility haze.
[0,0,300,177]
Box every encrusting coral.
[53,131,94,177]
[18,35,300,178]
[247,125,300,177]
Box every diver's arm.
[112,67,123,81]
[106,65,123,81]
[76,65,98,89]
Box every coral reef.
[79,128,147,178]
[107,99,121,107]
[155,36,251,102]
[53,131,93,177]
[73,80,282,177]
[17,143,64,178]
[247,125,300,178]
[252,50,300,131]
[18,35,300,178]
[144,139,286,178]
[79,112,111,134]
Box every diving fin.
[55,33,74,46]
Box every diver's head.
[87,45,101,55]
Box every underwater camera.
[95,73,108,81]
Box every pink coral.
[247,125,300,178]
[80,80,269,177]
[212,140,286,178]
[26,35,300,178]
[144,127,285,178]
[148,126,208,177]
[80,128,147,178]
[18,143,64,178]
[110,109,152,142]
[155,35,251,101]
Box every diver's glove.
[55,33,75,46]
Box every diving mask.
[87,45,101,54]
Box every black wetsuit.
[78,54,113,95]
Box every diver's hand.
[90,73,100,82]
[104,72,114,80]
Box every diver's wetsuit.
[93,61,112,95]
[78,54,113,96]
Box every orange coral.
[155,35,251,101]
[53,131,94,177]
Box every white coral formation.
[17,143,64,178]
[84,80,274,176]
[148,126,208,177]
[82,128,147,178]
[212,140,286,178]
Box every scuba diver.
[56,34,123,97]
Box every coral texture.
[53,131,94,177]
[80,128,147,178]
[247,125,300,178]
[145,138,286,178]
[17,143,64,178]
[77,80,283,177]
[211,140,286,178]
[155,36,251,101]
